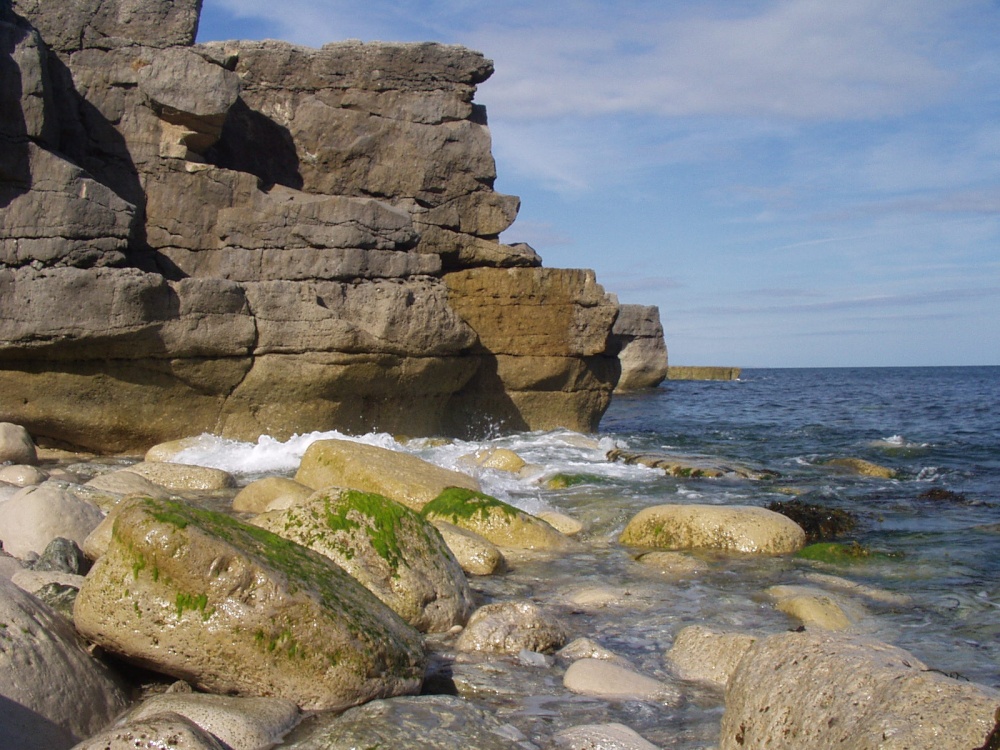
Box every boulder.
[719,630,1000,749]
[421,487,574,551]
[562,659,679,704]
[611,304,668,391]
[0,577,128,750]
[537,510,584,536]
[71,712,227,750]
[459,447,527,473]
[126,461,236,491]
[84,469,174,510]
[0,422,37,465]
[455,599,567,655]
[233,476,314,514]
[0,484,104,559]
[823,457,896,479]
[431,520,506,576]
[0,463,46,486]
[664,625,757,690]
[252,488,473,632]
[295,439,479,511]
[764,584,861,631]
[619,504,806,555]
[73,497,426,711]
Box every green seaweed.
[421,487,519,525]
[796,541,900,564]
[545,473,605,489]
[175,591,211,620]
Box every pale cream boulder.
[72,712,227,750]
[295,439,480,511]
[765,584,861,631]
[619,504,806,555]
[720,630,1000,749]
[144,436,212,462]
[664,625,757,690]
[421,487,574,551]
[0,578,128,750]
[233,476,313,513]
[84,469,174,511]
[0,484,104,559]
[253,489,473,633]
[0,464,47,486]
[455,600,568,654]
[823,457,896,479]
[73,497,425,711]
[563,659,679,704]
[126,692,300,750]
[126,461,236,491]
[537,510,584,536]
[0,422,37,465]
[459,447,527,473]
[553,723,661,750]
[80,496,143,560]
[431,520,506,576]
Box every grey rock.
[28,536,89,574]
[71,712,228,750]
[456,600,568,655]
[612,305,668,391]
[0,422,37,465]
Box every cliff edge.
[0,0,624,451]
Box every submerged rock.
[456,600,568,655]
[253,488,473,632]
[562,659,679,704]
[607,449,778,480]
[619,504,806,555]
[823,457,896,479]
[73,497,425,711]
[553,722,661,750]
[720,630,1000,749]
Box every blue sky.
[196,0,1000,368]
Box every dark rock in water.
[33,581,79,620]
[766,500,857,542]
[918,487,970,504]
[796,542,900,565]
[29,536,90,574]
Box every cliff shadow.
[206,98,303,191]
[0,17,33,207]
[443,353,531,438]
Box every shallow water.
[168,366,1000,748]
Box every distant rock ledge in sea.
[0,0,670,452]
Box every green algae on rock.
[253,488,473,632]
[73,497,425,711]
[796,541,901,565]
[421,487,574,551]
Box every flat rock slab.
[563,659,679,704]
[607,449,778,480]
[73,497,425,711]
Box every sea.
[170,366,1000,748]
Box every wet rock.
[126,693,300,750]
[84,469,174,510]
[764,584,860,631]
[29,536,89,574]
[280,694,530,750]
[31,581,81,620]
[562,659,679,704]
[553,722,661,750]
[422,488,574,551]
[0,484,104,559]
[0,577,128,750]
[0,422,37,465]
[765,499,857,542]
[0,463,47,486]
[633,550,708,578]
[918,487,969,503]
[71,712,227,750]
[432,520,507,576]
[460,447,527,473]
[619,504,806,555]
[126,461,236,491]
[144,436,213,462]
[456,600,568,655]
[720,630,1000,749]
[664,625,758,690]
[73,497,425,711]
[253,488,473,632]
[801,572,912,606]
[795,541,899,565]
[607,449,778,480]
[295,439,480,511]
[233,476,313,513]
[823,457,896,479]
[537,511,584,536]
[81,496,143,560]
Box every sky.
[196,0,1000,368]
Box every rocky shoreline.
[3,420,999,750]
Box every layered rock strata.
[0,0,622,451]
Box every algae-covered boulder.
[619,504,806,555]
[73,498,425,711]
[421,487,573,551]
[295,439,480,511]
[253,489,473,632]
[720,630,1000,749]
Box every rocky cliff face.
[612,305,668,391]
[0,0,624,451]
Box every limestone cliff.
[612,305,668,391]
[0,0,622,451]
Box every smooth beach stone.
[281,694,527,750]
[563,659,679,704]
[71,712,228,750]
[456,600,568,654]
[252,488,473,633]
[664,625,757,690]
[126,461,237,491]
[73,497,425,711]
[431,520,507,576]
[619,504,806,555]
[765,584,860,631]
[459,447,527,473]
[537,510,584,536]
[295,438,480,511]
[0,422,38,465]
[84,469,174,509]
[232,476,313,513]
[0,484,105,559]
[557,637,632,667]
[421,487,575,551]
[823,457,896,479]
[802,572,912,605]
[720,630,1000,750]
[552,722,661,750]
[144,436,213,463]
[634,550,708,577]
[563,585,628,609]
[0,578,129,750]
[127,693,300,750]
[0,463,47,486]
